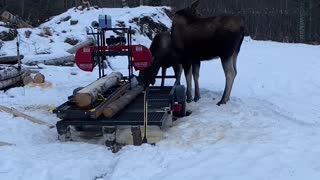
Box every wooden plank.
[0,105,54,128]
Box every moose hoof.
[216,100,226,106]
[194,96,201,102]
[186,97,193,103]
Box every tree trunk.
[0,55,24,64]
[75,72,123,107]
[103,86,143,118]
[299,1,306,42]
[122,0,128,7]
[66,38,95,54]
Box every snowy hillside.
[0,6,171,63]
[1,6,320,180]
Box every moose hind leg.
[192,61,201,102]
[183,63,193,103]
[218,56,236,106]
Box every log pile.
[0,65,30,90]
[0,65,46,90]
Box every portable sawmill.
[53,16,187,147]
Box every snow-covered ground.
[1,6,320,180]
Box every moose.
[171,0,245,105]
[139,31,182,87]
[140,0,244,106]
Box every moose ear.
[190,0,200,10]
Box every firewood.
[0,65,26,81]
[0,55,24,64]
[0,68,30,90]
[0,105,54,128]
[66,38,95,54]
[23,75,33,85]
[75,72,123,107]
[33,73,45,83]
[103,86,143,118]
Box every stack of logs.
[0,65,46,90]
[74,72,143,118]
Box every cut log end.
[103,107,114,117]
[33,73,45,83]
[75,93,93,108]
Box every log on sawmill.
[75,72,123,107]
[0,55,24,64]
[24,55,75,66]
[92,82,130,118]
[66,38,95,54]
[103,86,144,118]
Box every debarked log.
[103,86,143,118]
[75,72,123,107]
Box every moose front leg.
[192,61,201,102]
[183,63,193,103]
